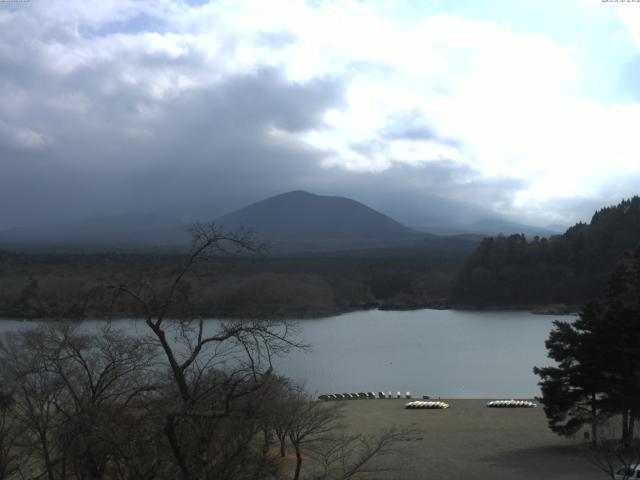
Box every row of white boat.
[405,401,450,409]
[318,391,424,401]
[486,400,537,408]
[318,394,536,409]
[405,400,536,409]
[318,392,536,409]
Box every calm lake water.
[0,309,573,399]
[274,309,573,399]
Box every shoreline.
[0,303,579,322]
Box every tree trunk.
[40,433,55,480]
[147,321,191,404]
[622,410,630,446]
[164,414,192,480]
[293,443,302,480]
[591,392,598,446]
[280,437,286,458]
[262,429,269,455]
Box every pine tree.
[535,247,640,444]
[534,302,608,444]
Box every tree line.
[452,196,640,307]
[0,246,463,321]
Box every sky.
[1,0,640,230]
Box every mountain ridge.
[214,190,421,241]
[0,214,189,247]
[0,190,555,254]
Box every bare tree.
[43,324,159,479]
[309,426,416,480]
[0,323,160,480]
[266,377,299,458]
[110,222,306,480]
[0,328,66,480]
[283,391,417,480]
[287,396,344,480]
[0,391,23,480]
[587,416,640,479]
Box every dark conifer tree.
[453,196,640,307]
[534,302,608,444]
[535,247,640,444]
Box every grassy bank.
[333,399,602,479]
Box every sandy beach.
[333,399,604,480]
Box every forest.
[0,238,462,321]
[452,196,640,308]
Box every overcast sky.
[1,0,640,230]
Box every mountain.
[215,190,420,241]
[545,223,570,233]
[461,219,561,238]
[0,191,482,256]
[419,218,562,238]
[452,196,640,307]
[0,214,189,249]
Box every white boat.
[486,399,536,408]
[405,400,449,409]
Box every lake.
[273,309,573,399]
[0,309,573,399]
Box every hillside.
[460,219,560,238]
[451,196,640,307]
[0,214,189,249]
[423,219,561,238]
[212,190,453,253]
[0,191,482,256]
[215,190,420,240]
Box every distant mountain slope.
[0,214,189,248]
[419,219,561,238]
[462,219,561,238]
[215,191,420,240]
[451,196,640,307]
[0,191,482,256]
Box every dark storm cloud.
[0,62,347,227]
[117,68,347,211]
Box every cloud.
[0,0,638,231]
[617,3,640,48]
[0,120,51,150]
[0,62,348,227]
